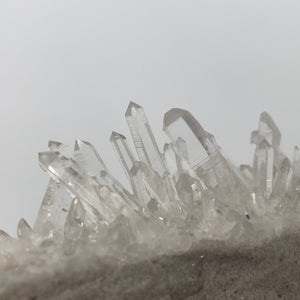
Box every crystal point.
[125,101,143,117]
[17,218,32,239]
[48,140,73,158]
[38,151,59,171]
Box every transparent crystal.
[126,102,167,177]
[110,131,136,179]
[34,178,72,238]
[1,102,299,272]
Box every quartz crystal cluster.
[1,103,300,268]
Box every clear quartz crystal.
[110,131,136,179]
[38,151,115,224]
[252,112,281,199]
[1,102,299,268]
[163,108,251,217]
[34,178,72,238]
[163,108,211,176]
[74,139,111,185]
[126,102,167,177]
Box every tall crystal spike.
[110,131,136,179]
[125,102,167,177]
[252,112,281,200]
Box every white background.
[0,0,299,235]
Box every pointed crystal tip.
[110,131,126,142]
[48,140,62,149]
[0,230,10,239]
[74,139,91,150]
[17,218,32,238]
[39,151,59,171]
[125,101,143,117]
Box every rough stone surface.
[1,232,300,300]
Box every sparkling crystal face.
[1,104,300,268]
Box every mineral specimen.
[1,102,300,271]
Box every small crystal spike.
[126,102,167,177]
[34,179,72,237]
[17,218,33,239]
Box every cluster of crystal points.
[1,102,300,268]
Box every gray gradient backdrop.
[0,0,300,235]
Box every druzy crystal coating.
[1,102,300,268]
